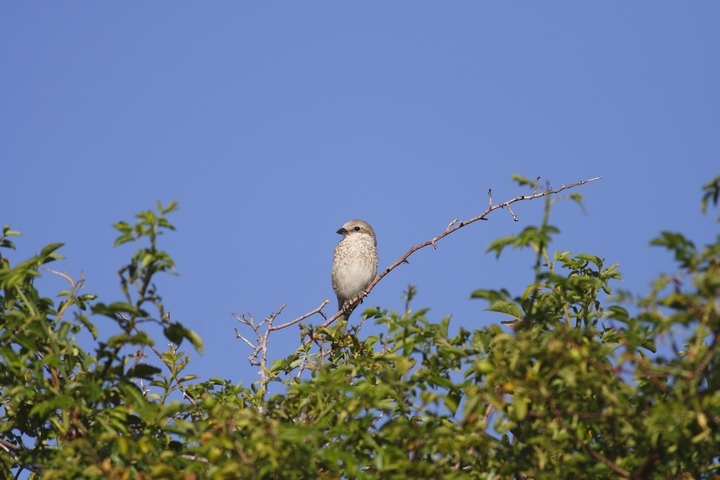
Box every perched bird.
[331,219,379,326]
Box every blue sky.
[1,3,718,390]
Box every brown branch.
[320,175,602,328]
[271,300,329,331]
[0,437,19,455]
[630,447,662,480]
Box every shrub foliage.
[1,178,719,479]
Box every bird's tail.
[337,299,357,334]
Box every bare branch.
[44,268,75,286]
[506,203,518,222]
[232,312,263,366]
[319,176,601,328]
[271,300,329,331]
[0,437,19,454]
[234,328,256,350]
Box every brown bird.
[331,219,378,327]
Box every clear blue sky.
[1,3,718,389]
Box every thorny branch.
[234,176,601,376]
[322,175,601,327]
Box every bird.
[331,219,379,329]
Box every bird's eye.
[354,226,361,231]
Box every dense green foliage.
[1,178,719,479]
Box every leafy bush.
[1,177,718,479]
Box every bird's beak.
[337,227,347,235]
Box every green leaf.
[513,396,529,421]
[127,364,162,379]
[444,391,461,416]
[486,235,517,258]
[163,322,202,353]
[1,225,20,250]
[486,300,524,321]
[38,243,64,264]
[606,305,629,323]
[164,322,184,344]
[92,302,142,317]
[701,175,720,215]
[651,231,697,269]
[575,253,602,268]
[185,328,205,354]
[511,174,539,189]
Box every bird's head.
[337,219,376,245]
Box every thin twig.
[505,204,518,222]
[271,300,329,331]
[482,402,494,425]
[234,327,257,350]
